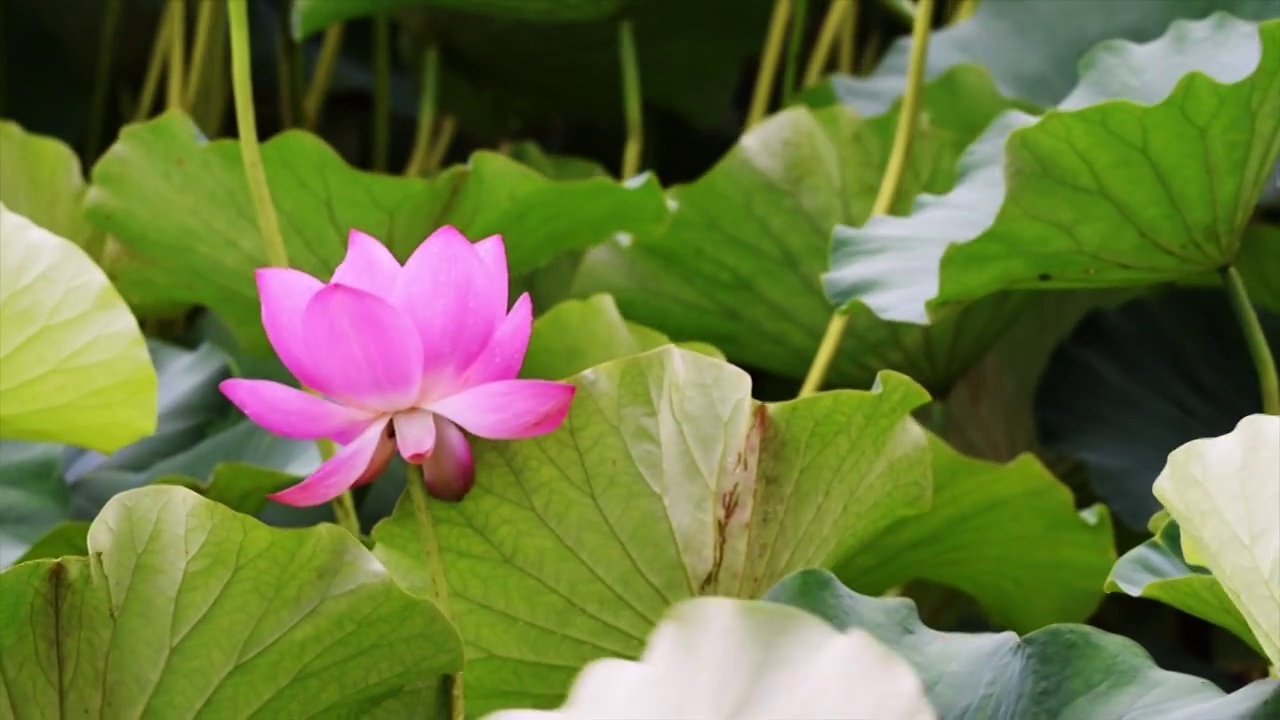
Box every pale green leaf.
[483,598,935,720]
[1152,413,1280,665]
[0,120,89,243]
[0,203,156,451]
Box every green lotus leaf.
[826,14,1280,324]
[0,203,156,451]
[766,569,1280,718]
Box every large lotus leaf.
[296,0,773,131]
[370,346,936,715]
[575,66,1023,393]
[0,486,462,715]
[521,294,722,380]
[826,0,1280,112]
[1153,414,1280,666]
[0,120,89,243]
[1108,514,1263,657]
[0,204,156,451]
[765,569,1280,719]
[826,14,1280,324]
[1035,289,1280,528]
[85,111,668,353]
[833,432,1115,632]
[483,598,935,720]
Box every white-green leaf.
[482,597,936,720]
[0,203,156,451]
[1152,413,1280,665]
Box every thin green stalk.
[837,0,857,74]
[302,23,346,131]
[618,19,644,179]
[404,45,440,177]
[1223,266,1280,414]
[86,0,123,160]
[227,0,287,267]
[207,18,231,135]
[798,0,933,397]
[424,115,457,173]
[135,5,173,121]
[274,22,297,127]
[231,2,363,526]
[372,15,392,172]
[745,0,792,129]
[803,0,849,87]
[184,0,218,110]
[780,0,808,104]
[166,0,185,111]
[405,465,464,720]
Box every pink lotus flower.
[219,226,576,505]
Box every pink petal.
[299,284,424,412]
[219,378,379,443]
[393,408,436,463]
[454,293,533,392]
[330,229,402,299]
[473,234,508,313]
[268,418,391,506]
[429,379,575,440]
[418,416,475,502]
[393,226,506,387]
[256,267,326,388]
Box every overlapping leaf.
[1107,514,1263,657]
[826,14,1280,324]
[372,346,935,714]
[86,111,668,353]
[766,569,1280,718]
[1153,414,1280,665]
[0,486,463,716]
[833,433,1115,632]
[575,66,1023,392]
[0,120,89,243]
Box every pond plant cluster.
[0,0,1278,717]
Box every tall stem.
[798,0,934,397]
[372,15,392,172]
[745,0,792,129]
[185,0,217,110]
[837,0,858,74]
[404,45,440,177]
[1223,266,1280,415]
[405,465,464,720]
[166,0,186,111]
[136,9,173,122]
[780,0,808,104]
[618,19,644,179]
[425,115,457,173]
[86,0,123,160]
[302,23,346,131]
[803,0,849,88]
[227,0,287,267]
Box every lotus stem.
[425,115,457,173]
[803,0,850,88]
[798,0,934,397]
[166,0,185,111]
[780,0,808,104]
[184,0,217,110]
[619,18,644,179]
[302,23,345,131]
[1223,266,1280,415]
[745,0,792,129]
[404,45,440,177]
[135,3,173,122]
[838,0,858,74]
[405,464,464,720]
